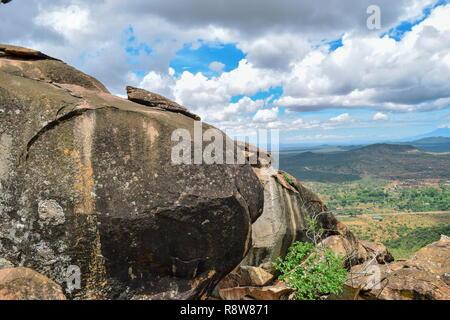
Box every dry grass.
[340,212,450,243]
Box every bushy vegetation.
[384,225,450,259]
[273,216,347,300]
[273,242,347,300]
[306,178,450,215]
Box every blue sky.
[118,1,450,144]
[170,42,246,77]
[383,0,449,41]
[2,0,449,145]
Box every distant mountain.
[280,143,450,183]
[399,128,450,141]
[399,136,450,152]
[279,136,450,154]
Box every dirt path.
[336,211,450,218]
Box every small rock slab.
[219,282,294,300]
[0,44,56,60]
[126,86,201,120]
[0,267,66,300]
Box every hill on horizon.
[398,128,450,141]
[397,136,450,152]
[280,143,450,183]
[279,136,450,154]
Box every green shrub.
[283,173,295,186]
[384,225,450,259]
[273,241,348,300]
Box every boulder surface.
[0,267,66,300]
[0,44,263,299]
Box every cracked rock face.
[0,44,264,300]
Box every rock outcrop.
[237,145,387,270]
[0,267,66,300]
[344,235,450,300]
[126,86,201,121]
[0,44,264,299]
[217,144,394,300]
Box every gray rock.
[0,258,13,269]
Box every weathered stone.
[0,44,109,92]
[342,236,450,300]
[372,268,449,300]
[0,258,13,269]
[442,273,450,286]
[319,235,392,268]
[0,267,66,300]
[0,45,264,300]
[219,281,294,300]
[0,44,55,60]
[236,141,273,168]
[321,236,354,261]
[360,240,394,264]
[241,162,354,268]
[218,266,274,289]
[405,235,450,276]
[126,86,200,120]
[238,266,274,286]
[38,200,66,226]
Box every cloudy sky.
[1,0,450,144]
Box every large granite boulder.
[0,44,264,299]
[0,267,66,300]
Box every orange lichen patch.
[142,120,160,146]
[190,270,217,292]
[83,231,107,300]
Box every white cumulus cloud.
[330,113,352,122]
[253,107,279,123]
[208,61,225,72]
[373,112,390,121]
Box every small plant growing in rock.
[273,214,348,300]
[283,173,295,186]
